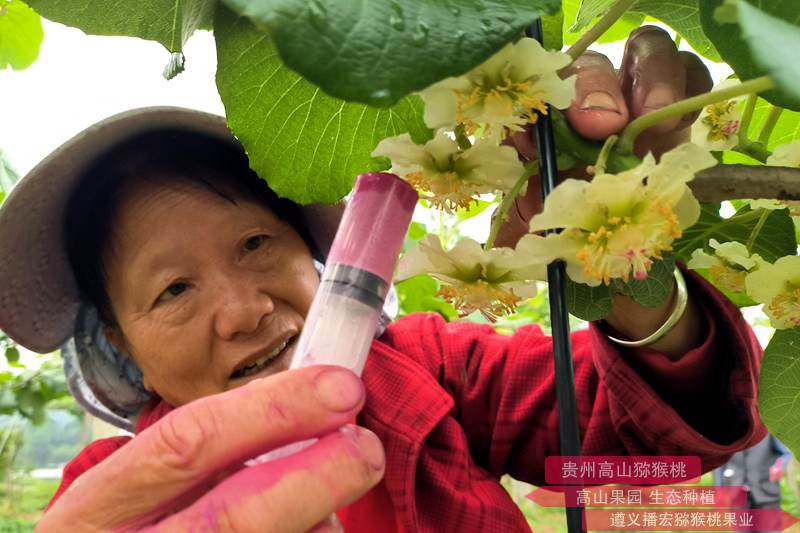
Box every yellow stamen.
[709,265,748,293]
[406,171,481,213]
[702,100,739,141]
[438,280,522,322]
[453,73,549,139]
[768,287,800,327]
[576,201,680,285]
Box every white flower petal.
[534,72,577,110]
[767,140,800,168]
[456,141,524,191]
[745,256,800,303]
[647,143,717,205]
[672,189,702,230]
[529,179,596,232]
[425,131,460,168]
[510,37,572,79]
[372,134,430,176]
[503,280,539,299]
[710,239,758,270]
[398,235,459,280]
[687,248,719,270]
[418,77,469,130]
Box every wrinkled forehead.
[112,177,301,271]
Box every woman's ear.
[104,324,126,354]
[104,325,154,393]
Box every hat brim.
[0,106,343,352]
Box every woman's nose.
[213,276,275,341]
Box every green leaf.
[672,203,797,264]
[214,6,431,204]
[563,0,645,46]
[396,274,458,321]
[0,0,43,70]
[541,8,565,50]
[566,255,675,321]
[611,253,675,307]
[759,328,800,458]
[736,1,800,111]
[700,0,800,111]
[219,0,561,106]
[721,149,763,165]
[403,221,427,253]
[455,200,493,223]
[4,347,19,364]
[407,221,427,241]
[27,0,214,76]
[566,279,613,322]
[747,97,800,150]
[572,0,720,61]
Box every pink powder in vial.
[326,172,417,284]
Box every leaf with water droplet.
[219,0,562,106]
[411,21,430,47]
[26,0,215,78]
[215,6,431,204]
[389,15,405,31]
[307,0,328,31]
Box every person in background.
[715,434,794,533]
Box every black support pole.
[527,18,586,533]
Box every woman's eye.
[157,282,189,303]
[243,234,268,252]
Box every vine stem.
[757,105,784,146]
[690,164,800,202]
[566,0,637,60]
[616,76,775,154]
[484,162,539,250]
[594,135,618,175]
[738,93,758,144]
[733,142,769,164]
[745,209,770,253]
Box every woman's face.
[103,180,320,407]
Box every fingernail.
[314,368,364,412]
[642,83,676,112]
[341,425,385,471]
[579,91,620,112]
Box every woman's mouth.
[230,335,298,380]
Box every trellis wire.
[527,18,587,533]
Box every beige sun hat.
[0,106,343,354]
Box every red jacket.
[47,268,767,531]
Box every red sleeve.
[381,266,766,486]
[46,436,131,512]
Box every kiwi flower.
[690,80,743,151]
[745,256,800,330]
[687,238,766,293]
[525,143,717,286]
[417,37,575,142]
[749,141,800,216]
[397,235,546,320]
[372,130,524,212]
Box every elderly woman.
[1,29,766,533]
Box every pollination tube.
[527,18,587,533]
[249,172,417,464]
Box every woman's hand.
[38,366,384,533]
[495,25,714,249]
[496,26,714,359]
